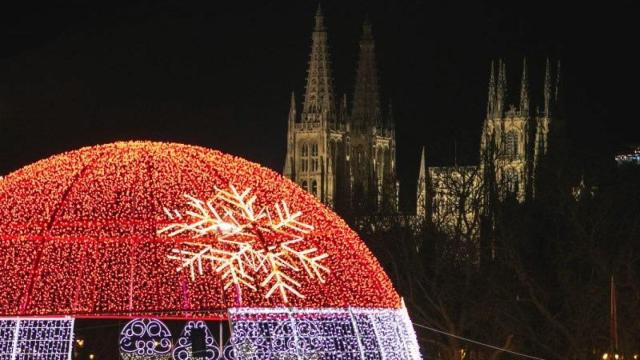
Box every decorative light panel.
[173,320,229,360]
[0,317,74,359]
[119,318,173,360]
[228,306,421,360]
[116,307,421,360]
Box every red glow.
[0,141,399,319]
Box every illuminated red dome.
[0,141,399,318]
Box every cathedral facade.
[283,6,398,216]
[283,6,562,233]
[417,58,561,236]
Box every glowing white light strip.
[0,317,74,360]
[228,305,422,360]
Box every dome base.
[229,305,421,359]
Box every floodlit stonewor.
[284,6,560,241]
[0,141,421,359]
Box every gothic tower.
[283,5,345,207]
[284,8,397,216]
[349,17,398,213]
[480,58,560,202]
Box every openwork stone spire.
[351,16,382,130]
[486,60,496,117]
[288,91,297,123]
[544,58,552,116]
[416,146,427,218]
[302,4,336,117]
[554,59,561,104]
[495,59,507,118]
[519,57,530,116]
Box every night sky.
[0,0,637,206]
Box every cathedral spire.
[339,93,348,124]
[288,91,297,124]
[302,4,336,117]
[416,146,428,218]
[387,101,395,130]
[495,59,507,118]
[351,16,382,131]
[284,91,297,177]
[519,57,529,116]
[314,4,325,31]
[486,60,496,118]
[554,59,561,104]
[418,146,426,181]
[544,58,552,116]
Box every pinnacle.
[418,146,427,178]
[361,16,373,40]
[314,3,325,31]
[303,4,335,115]
[520,57,529,114]
[352,16,381,129]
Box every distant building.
[417,58,561,236]
[283,6,398,216]
[283,6,562,237]
[615,146,640,165]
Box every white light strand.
[0,317,74,360]
[119,318,172,359]
[229,306,422,360]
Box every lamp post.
[603,276,623,360]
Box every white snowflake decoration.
[158,185,329,303]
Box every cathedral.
[283,5,398,216]
[417,58,561,237]
[284,6,562,233]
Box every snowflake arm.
[281,239,330,283]
[209,243,257,291]
[167,243,217,281]
[260,252,304,303]
[214,185,266,223]
[268,201,314,234]
[158,194,240,237]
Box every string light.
[0,317,74,359]
[119,318,172,359]
[228,306,421,359]
[0,141,421,359]
[173,320,221,360]
[0,141,399,317]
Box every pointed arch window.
[505,168,519,193]
[505,131,518,160]
[329,141,338,174]
[301,180,308,191]
[311,143,319,172]
[311,180,318,196]
[301,143,309,172]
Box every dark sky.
[0,0,637,203]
